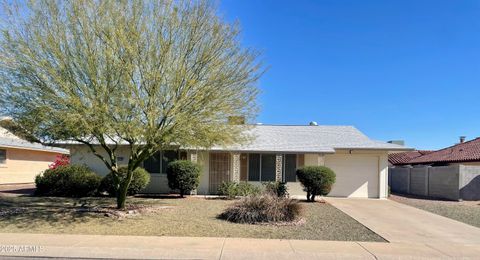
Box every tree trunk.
[306,191,311,202]
[116,168,134,209]
[311,194,316,202]
[116,182,129,209]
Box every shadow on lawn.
[135,194,185,199]
[0,197,116,229]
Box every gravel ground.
[390,194,480,228]
[0,196,385,242]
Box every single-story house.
[61,124,409,198]
[389,137,480,166]
[0,126,70,184]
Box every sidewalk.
[1,233,480,259]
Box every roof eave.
[0,144,70,154]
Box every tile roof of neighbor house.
[408,137,480,164]
[209,125,411,153]
[59,124,411,153]
[0,127,69,154]
[388,150,433,165]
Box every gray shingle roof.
[209,125,410,153]
[0,135,69,154]
[58,124,410,153]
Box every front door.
[209,153,231,194]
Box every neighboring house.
[388,150,433,166]
[389,137,480,166]
[0,126,69,184]
[389,137,480,201]
[60,124,409,198]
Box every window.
[283,154,297,182]
[248,154,260,181]
[261,154,276,181]
[143,151,161,174]
[143,150,179,174]
[161,150,178,173]
[247,153,276,182]
[0,149,6,164]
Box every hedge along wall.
[389,165,480,201]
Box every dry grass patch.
[0,196,385,241]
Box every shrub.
[218,193,302,224]
[35,165,101,197]
[99,167,150,196]
[217,181,262,199]
[263,181,289,198]
[296,166,336,202]
[166,160,201,197]
[48,154,70,170]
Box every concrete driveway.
[326,197,480,244]
[0,183,35,197]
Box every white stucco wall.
[287,153,325,196]
[195,151,210,195]
[67,145,131,176]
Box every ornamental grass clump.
[219,193,302,224]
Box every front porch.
[141,150,325,196]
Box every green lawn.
[0,196,384,242]
[390,194,480,228]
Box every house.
[389,137,480,166]
[388,137,480,200]
[61,124,409,198]
[388,150,433,166]
[0,126,70,184]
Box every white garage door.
[324,155,379,198]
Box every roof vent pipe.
[309,121,318,126]
[460,136,466,143]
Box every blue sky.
[220,0,480,150]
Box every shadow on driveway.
[0,183,35,197]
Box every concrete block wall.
[389,165,480,201]
[410,167,429,196]
[427,166,460,200]
[459,165,480,200]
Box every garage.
[325,154,380,198]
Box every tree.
[0,0,262,209]
[296,166,336,202]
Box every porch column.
[318,154,325,166]
[275,154,283,182]
[232,153,241,183]
[189,151,198,195]
[190,152,198,163]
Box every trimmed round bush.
[99,167,150,196]
[166,160,201,197]
[35,165,101,197]
[296,166,336,202]
[218,193,302,224]
[217,181,262,199]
